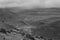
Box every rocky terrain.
[0,7,60,40]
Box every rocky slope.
[0,8,60,40]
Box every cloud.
[0,0,38,7]
[0,0,60,8]
[45,0,60,7]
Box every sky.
[0,0,60,8]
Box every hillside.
[0,8,60,40]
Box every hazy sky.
[0,0,60,8]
